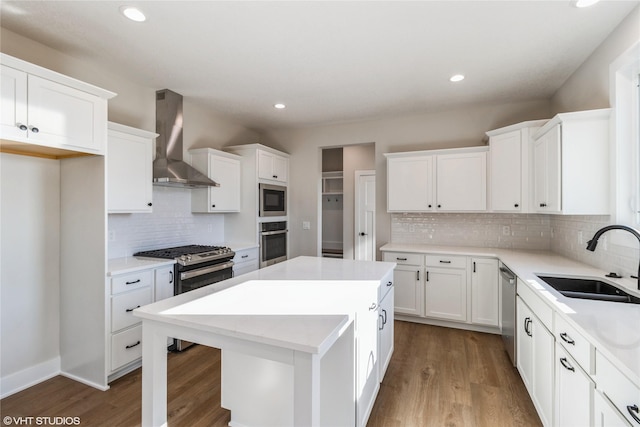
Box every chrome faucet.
[586,225,640,290]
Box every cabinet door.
[556,344,594,427]
[258,150,287,183]
[209,154,241,212]
[272,154,288,183]
[107,128,153,213]
[593,390,631,427]
[517,297,534,391]
[532,313,555,427]
[490,131,522,212]
[471,258,499,326]
[436,151,487,211]
[0,65,28,141]
[27,74,106,154]
[387,155,434,212]
[393,265,423,316]
[378,286,394,382]
[154,266,174,302]
[533,125,561,213]
[425,267,467,322]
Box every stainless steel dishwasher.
[500,263,517,366]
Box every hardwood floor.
[1,321,540,427]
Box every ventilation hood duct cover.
[153,89,219,188]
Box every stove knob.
[180,255,187,262]
[187,255,192,261]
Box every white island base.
[134,257,396,427]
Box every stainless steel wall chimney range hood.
[153,89,219,188]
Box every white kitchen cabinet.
[258,149,288,183]
[532,108,611,214]
[0,54,115,156]
[190,148,242,213]
[382,252,424,316]
[594,389,632,427]
[231,246,259,277]
[486,120,547,213]
[425,255,467,322]
[378,278,394,382]
[385,146,487,213]
[107,122,156,213]
[555,343,594,427]
[154,266,175,347]
[596,349,640,427]
[470,257,499,326]
[386,154,435,212]
[436,151,487,211]
[516,295,554,427]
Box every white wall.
[264,99,551,259]
[1,154,61,396]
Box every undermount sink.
[537,275,640,304]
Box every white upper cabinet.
[257,149,288,183]
[190,148,242,213]
[532,108,611,215]
[107,122,156,213]
[0,54,115,156]
[486,120,547,213]
[386,146,487,213]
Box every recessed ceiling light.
[575,0,600,7]
[449,74,465,82]
[120,6,146,22]
[274,103,286,109]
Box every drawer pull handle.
[560,332,575,345]
[524,317,532,337]
[439,260,451,264]
[126,305,141,313]
[379,314,384,331]
[396,257,407,261]
[241,255,249,258]
[386,281,393,287]
[559,357,575,372]
[126,341,141,349]
[125,279,141,285]
[627,404,640,424]
[368,302,377,311]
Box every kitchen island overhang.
[133,256,396,427]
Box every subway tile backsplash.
[108,186,225,258]
[391,213,638,280]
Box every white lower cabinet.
[596,350,640,427]
[470,257,499,326]
[516,295,554,427]
[232,247,259,277]
[555,343,594,427]
[154,266,175,347]
[378,284,394,382]
[594,389,632,427]
[425,255,467,322]
[382,252,423,316]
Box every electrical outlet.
[502,225,511,236]
[302,221,311,230]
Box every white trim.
[354,170,376,261]
[0,356,61,399]
[60,371,110,392]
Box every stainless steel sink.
[537,275,640,304]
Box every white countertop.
[134,256,396,354]
[381,243,640,385]
[107,256,176,276]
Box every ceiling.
[1,1,638,131]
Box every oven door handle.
[261,230,288,236]
[180,261,235,281]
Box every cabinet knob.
[16,123,28,131]
[540,203,547,207]
[514,203,519,208]
[428,204,432,208]
[212,204,216,208]
[29,126,39,133]
[273,175,278,179]
[437,204,442,208]
[147,202,152,207]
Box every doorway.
[355,170,376,261]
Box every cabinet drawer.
[383,252,424,266]
[554,314,593,373]
[517,278,553,330]
[596,350,640,426]
[111,287,152,332]
[379,270,394,302]
[111,325,142,371]
[233,248,258,264]
[425,255,466,269]
[111,269,153,294]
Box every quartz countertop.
[134,256,396,354]
[107,256,176,276]
[380,243,640,385]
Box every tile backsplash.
[108,186,225,258]
[391,213,638,280]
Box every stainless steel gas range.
[134,244,235,350]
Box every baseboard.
[0,357,61,399]
[59,371,109,392]
[394,314,501,335]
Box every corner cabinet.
[0,53,115,156]
[385,146,487,213]
[189,148,242,213]
[532,108,611,214]
[107,122,156,213]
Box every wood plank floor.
[1,321,540,427]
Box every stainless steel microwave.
[259,183,286,217]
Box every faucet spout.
[586,225,640,290]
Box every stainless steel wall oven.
[260,221,287,267]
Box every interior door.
[355,171,375,261]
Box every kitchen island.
[133,256,396,427]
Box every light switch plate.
[302,221,311,230]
